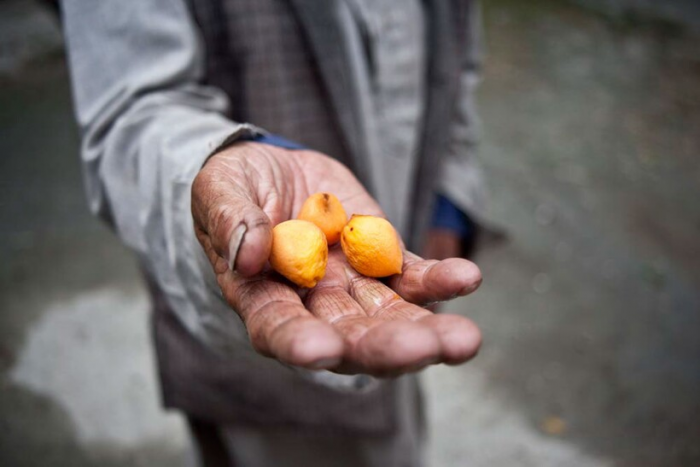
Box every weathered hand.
[192,142,482,376]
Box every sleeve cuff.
[431,194,475,239]
[244,133,308,150]
[207,123,267,159]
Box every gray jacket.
[61,0,483,434]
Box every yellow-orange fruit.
[341,215,403,278]
[297,192,348,245]
[269,220,328,288]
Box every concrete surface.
[1,0,699,466]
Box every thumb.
[192,168,274,277]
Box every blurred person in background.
[60,0,486,465]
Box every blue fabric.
[431,194,474,238]
[244,134,472,238]
[247,133,308,150]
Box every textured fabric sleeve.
[436,0,487,223]
[61,0,264,353]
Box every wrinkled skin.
[192,142,482,377]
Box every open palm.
[192,142,482,376]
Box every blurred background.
[1,0,699,465]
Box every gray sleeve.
[61,0,379,392]
[437,1,487,222]
[61,0,261,353]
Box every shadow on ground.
[0,383,184,467]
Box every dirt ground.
[1,0,698,466]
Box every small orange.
[297,193,348,245]
[269,220,328,288]
[341,215,403,278]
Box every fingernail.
[227,224,247,271]
[309,357,341,370]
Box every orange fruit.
[297,192,348,245]
[269,220,328,288]
[341,215,403,278]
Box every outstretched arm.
[61,0,263,350]
[63,0,483,376]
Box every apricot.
[297,193,348,245]
[341,215,403,278]
[269,220,328,288]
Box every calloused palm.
[192,142,482,376]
